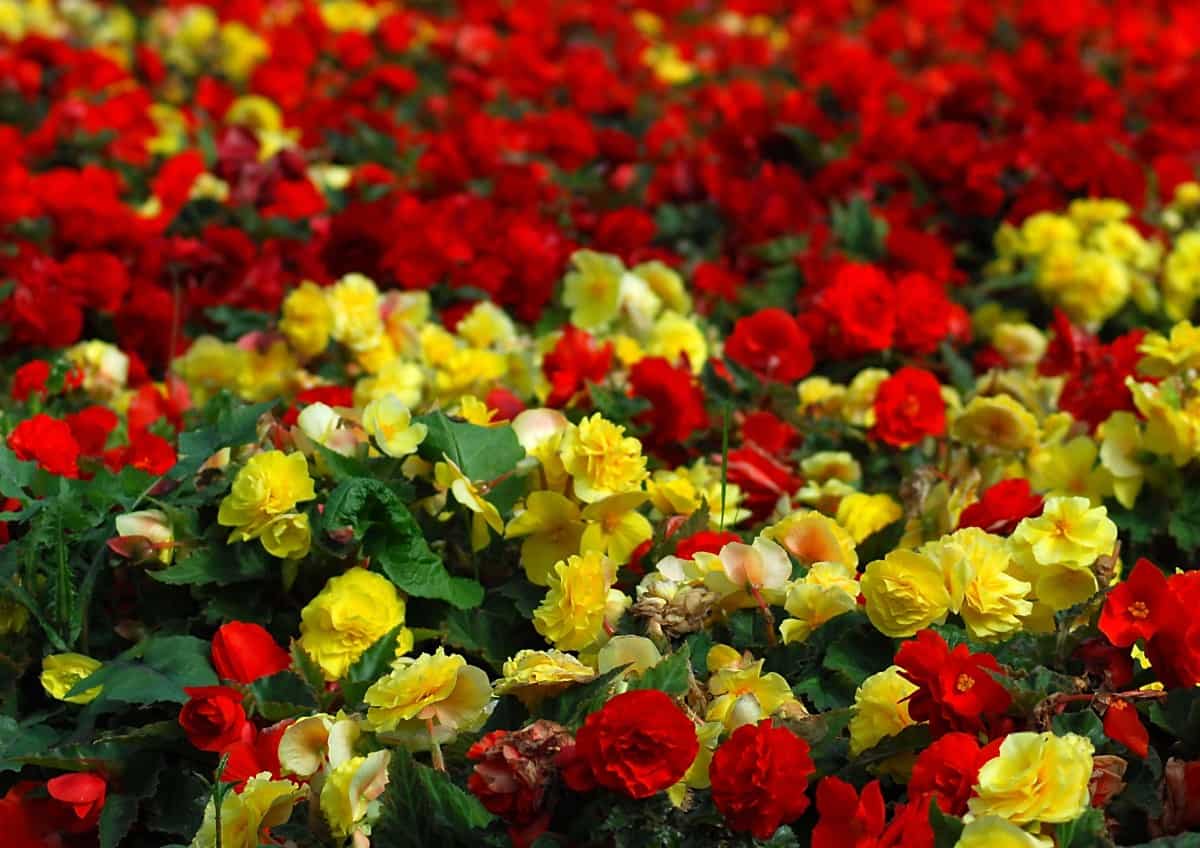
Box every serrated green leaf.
[1056,808,1107,848]
[371,749,494,848]
[69,635,217,706]
[340,625,403,707]
[250,671,319,720]
[629,644,691,696]
[1168,489,1200,552]
[538,666,627,728]
[1052,708,1106,747]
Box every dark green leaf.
[415,411,525,484]
[340,626,403,707]
[250,671,319,720]
[629,644,691,696]
[371,749,494,848]
[1056,808,1107,848]
[70,635,217,706]
[929,798,965,848]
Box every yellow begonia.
[279,282,333,359]
[506,491,585,586]
[354,359,424,409]
[190,773,304,848]
[957,816,1053,848]
[1138,321,1200,377]
[559,414,648,503]
[114,509,174,565]
[800,451,861,484]
[533,550,627,652]
[41,653,102,704]
[700,537,792,605]
[257,512,311,560]
[299,569,411,681]
[237,341,301,403]
[836,492,902,544]
[647,311,708,374]
[67,340,128,399]
[706,658,795,731]
[279,713,361,778]
[780,581,857,644]
[562,250,623,330]
[218,22,268,82]
[923,528,1032,640]
[580,492,654,567]
[849,666,918,756]
[435,458,504,551]
[797,376,846,414]
[1164,231,1200,319]
[596,635,663,675]
[174,337,245,406]
[767,510,858,567]
[457,395,499,427]
[1128,378,1198,465]
[860,549,952,638]
[512,408,571,492]
[1097,411,1146,508]
[362,394,427,458]
[1010,496,1116,569]
[494,649,596,707]
[328,273,384,352]
[218,450,316,542]
[968,731,1093,824]
[991,323,1047,367]
[952,395,1040,452]
[633,260,691,313]
[456,301,516,350]
[433,347,507,403]
[843,368,890,427]
[1028,436,1113,505]
[363,648,492,742]
[318,750,390,840]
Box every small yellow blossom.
[836,492,902,543]
[363,648,492,742]
[299,569,410,680]
[279,282,333,360]
[506,491,585,586]
[559,414,648,503]
[318,750,390,840]
[533,551,627,652]
[362,394,427,458]
[952,395,1040,452]
[41,653,103,704]
[861,549,952,638]
[493,649,596,707]
[562,250,623,330]
[1010,496,1117,569]
[849,666,918,756]
[435,459,504,550]
[218,451,316,542]
[191,773,304,848]
[706,658,795,731]
[580,492,654,567]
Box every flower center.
[1129,601,1149,620]
[955,673,975,693]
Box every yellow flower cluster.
[217,450,315,559]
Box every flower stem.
[749,585,777,647]
[426,717,445,771]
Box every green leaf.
[443,602,535,671]
[1056,808,1107,848]
[340,626,404,707]
[1168,489,1200,552]
[929,797,965,848]
[1149,688,1200,754]
[323,478,483,609]
[99,793,141,848]
[0,446,37,498]
[171,396,275,480]
[416,411,525,484]
[250,671,319,721]
[0,717,59,772]
[1052,708,1106,747]
[152,545,270,586]
[70,635,218,706]
[371,749,494,848]
[538,667,627,728]
[629,644,691,696]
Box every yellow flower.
[505,491,585,586]
[171,336,245,406]
[957,816,1053,848]
[218,22,269,83]
[1028,436,1112,505]
[843,368,890,427]
[354,359,424,409]
[456,302,516,350]
[318,750,390,840]
[512,408,571,492]
[706,659,795,731]
[434,459,504,551]
[191,773,304,848]
[1097,411,1146,508]
[596,635,663,675]
[1019,212,1080,255]
[363,648,492,741]
[457,395,499,426]
[797,376,846,414]
[968,731,1093,825]
[849,666,918,756]
[67,340,129,399]
[632,260,691,313]
[236,340,301,403]
[766,510,858,567]
[41,653,102,704]
[0,592,29,636]
[562,250,623,330]
[432,347,507,403]
[779,582,857,644]
[278,713,361,777]
[1138,320,1200,377]
[320,0,378,32]
[836,493,902,544]
[493,649,596,707]
[647,311,708,374]
[299,569,410,680]
[700,537,793,604]
[1164,231,1200,319]
[218,451,316,540]
[580,492,654,566]
[328,273,383,352]
[362,394,427,458]
[533,551,627,652]
[279,282,333,359]
[924,528,1032,640]
[800,452,861,484]
[296,402,356,457]
[952,395,1040,452]
[1128,378,1197,465]
[991,323,1047,367]
[861,549,952,638]
[1011,496,1117,569]
[559,414,648,503]
[258,512,311,560]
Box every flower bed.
[4,2,1200,847]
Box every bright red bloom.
[542,325,613,408]
[221,721,291,786]
[468,720,573,848]
[65,406,119,456]
[811,777,885,848]
[211,621,292,684]
[871,367,946,447]
[957,479,1044,536]
[1103,700,1149,758]
[11,360,50,402]
[909,732,1000,815]
[892,272,958,356]
[7,414,81,478]
[674,530,742,561]
[742,411,796,455]
[894,629,1012,736]
[723,444,802,523]
[104,431,177,475]
[817,263,895,356]
[709,720,814,840]
[179,686,253,753]
[724,308,813,382]
[45,773,106,831]
[1099,558,1177,648]
[629,356,708,447]
[559,689,697,799]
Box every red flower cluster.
[1100,558,1200,689]
[559,689,697,799]
[894,630,1012,737]
[0,772,107,847]
[1038,310,1145,430]
[872,367,947,448]
[725,308,813,382]
[812,777,936,848]
[709,720,814,840]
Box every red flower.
[179,686,253,753]
[724,308,813,382]
[742,411,796,455]
[11,360,50,402]
[812,777,885,848]
[1099,558,1177,648]
[1103,700,1149,758]
[211,621,292,684]
[558,689,697,799]
[723,445,802,523]
[629,357,708,446]
[467,720,572,848]
[542,326,613,408]
[104,430,177,475]
[7,414,81,478]
[675,530,742,561]
[222,721,291,787]
[892,272,957,356]
[894,630,1012,736]
[45,772,106,831]
[871,367,946,447]
[65,406,119,456]
[817,263,895,356]
[957,479,1044,536]
[909,732,1000,815]
[709,720,814,840]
